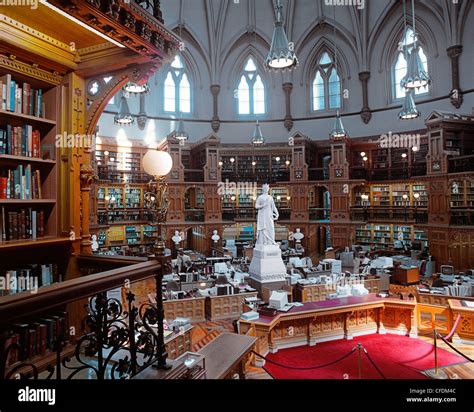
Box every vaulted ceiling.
[160,0,471,84]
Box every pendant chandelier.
[400,0,430,89]
[114,91,134,125]
[123,82,150,95]
[174,118,189,141]
[251,119,265,145]
[399,90,420,120]
[265,0,298,70]
[330,110,348,139]
[329,7,348,140]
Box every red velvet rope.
[443,314,461,341]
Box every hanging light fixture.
[265,0,298,70]
[174,118,189,142]
[330,110,348,139]
[123,82,150,95]
[400,0,430,89]
[329,6,348,140]
[114,91,134,125]
[251,119,265,145]
[399,90,420,120]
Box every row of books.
[0,74,44,117]
[0,125,41,157]
[0,207,45,241]
[0,264,57,296]
[5,311,69,367]
[0,165,42,199]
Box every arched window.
[163,55,191,113]
[312,52,341,111]
[393,28,429,100]
[237,57,266,115]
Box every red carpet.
[263,334,465,379]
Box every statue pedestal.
[248,244,287,300]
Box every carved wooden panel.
[206,292,258,321]
[164,297,206,323]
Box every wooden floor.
[189,320,474,380]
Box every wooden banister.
[0,260,160,328]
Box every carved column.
[80,164,95,254]
[137,93,147,130]
[447,45,463,109]
[359,71,371,124]
[282,82,294,131]
[210,84,221,132]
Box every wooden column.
[282,82,293,131]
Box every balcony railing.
[449,155,474,174]
[451,211,474,226]
[185,209,205,222]
[0,258,171,380]
[308,168,328,181]
[309,208,330,221]
[350,163,427,181]
[350,207,428,223]
[184,169,204,182]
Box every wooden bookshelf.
[371,185,391,207]
[0,69,59,246]
[355,224,428,248]
[450,179,474,209]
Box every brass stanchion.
[424,329,448,379]
[357,343,363,379]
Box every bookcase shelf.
[0,154,56,166]
[0,108,57,127]
[0,199,56,204]
[0,236,70,251]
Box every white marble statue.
[293,228,304,243]
[91,234,99,252]
[211,230,220,243]
[172,230,182,245]
[255,184,279,245]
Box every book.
[0,74,11,111]
[0,208,45,240]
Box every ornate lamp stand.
[142,150,173,370]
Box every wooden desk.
[205,292,258,321]
[133,332,256,380]
[449,299,474,342]
[164,297,206,323]
[294,278,381,302]
[239,294,416,359]
[198,332,256,379]
[392,267,420,284]
[165,325,193,360]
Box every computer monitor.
[269,291,288,310]
[440,265,454,275]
